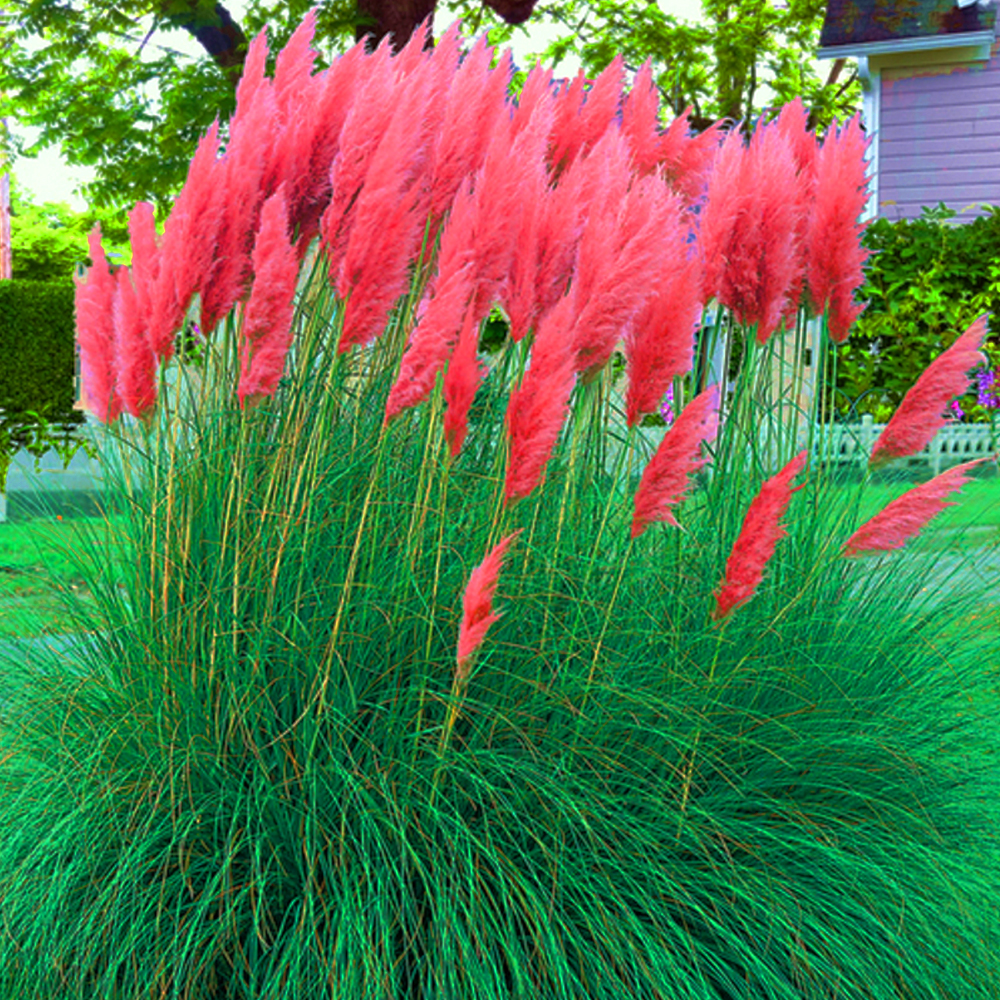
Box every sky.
[7,0,707,210]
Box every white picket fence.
[615,414,997,479]
[813,415,997,475]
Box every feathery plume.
[127,201,159,299]
[457,530,523,678]
[382,178,478,420]
[113,267,158,419]
[336,41,441,349]
[806,114,870,341]
[631,385,720,537]
[319,38,397,288]
[201,73,278,333]
[149,122,224,360]
[620,58,662,176]
[548,56,624,175]
[237,188,299,406]
[712,451,807,621]
[844,458,989,555]
[126,201,160,343]
[700,122,801,342]
[505,295,578,502]
[288,42,367,252]
[273,8,317,113]
[657,108,725,203]
[624,208,702,424]
[773,98,819,323]
[466,76,550,322]
[869,316,989,466]
[75,226,121,423]
[498,147,550,343]
[443,306,486,457]
[503,146,593,343]
[568,131,663,369]
[426,31,508,226]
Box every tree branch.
[157,0,248,83]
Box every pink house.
[818,0,1000,220]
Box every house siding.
[878,48,1000,219]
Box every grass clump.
[0,280,996,1000]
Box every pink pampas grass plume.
[75,226,122,423]
[382,182,478,421]
[657,108,725,203]
[548,56,624,175]
[457,529,522,678]
[505,295,578,503]
[700,122,801,343]
[466,78,550,323]
[237,187,299,407]
[426,31,509,226]
[336,41,441,350]
[869,315,989,467]
[712,451,807,621]
[567,132,663,373]
[573,172,682,377]
[320,38,396,288]
[201,79,277,333]
[499,149,550,343]
[773,98,819,323]
[149,121,224,361]
[113,267,158,419]
[443,306,486,457]
[503,145,594,343]
[621,58,662,176]
[805,114,869,341]
[844,458,989,556]
[631,385,720,538]
[127,201,159,303]
[273,9,317,113]
[624,208,702,425]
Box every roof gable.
[820,0,996,48]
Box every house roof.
[819,0,996,49]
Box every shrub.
[837,203,1000,421]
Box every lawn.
[0,512,129,638]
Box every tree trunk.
[355,0,437,51]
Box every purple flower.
[659,386,675,427]
[976,366,999,409]
[950,400,965,420]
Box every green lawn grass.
[0,513,128,638]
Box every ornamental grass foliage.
[1,11,999,1000]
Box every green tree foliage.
[0,0,353,214]
[478,0,860,131]
[0,0,859,220]
[7,181,130,282]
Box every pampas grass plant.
[0,13,997,1000]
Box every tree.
[6,181,130,282]
[495,0,858,133]
[0,0,859,220]
[0,0,541,214]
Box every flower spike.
[870,316,989,467]
[712,452,807,621]
[845,458,990,555]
